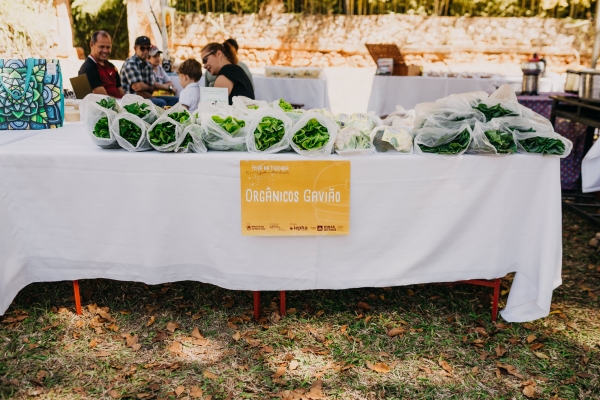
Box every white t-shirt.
[179,82,200,112]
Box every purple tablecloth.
[518,93,588,190]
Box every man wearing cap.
[120,36,177,107]
[78,30,124,98]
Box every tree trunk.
[53,0,77,58]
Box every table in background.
[169,74,331,110]
[517,93,590,191]
[0,124,563,322]
[367,76,501,116]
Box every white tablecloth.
[169,74,330,110]
[366,75,561,116]
[0,124,563,322]
[582,137,600,193]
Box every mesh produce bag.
[200,107,248,151]
[369,125,414,154]
[287,111,338,157]
[245,107,293,154]
[232,96,269,116]
[270,99,305,123]
[84,95,120,149]
[121,94,162,124]
[111,113,153,152]
[175,123,207,153]
[147,113,183,152]
[414,122,472,156]
[495,116,573,158]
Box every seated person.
[120,36,177,108]
[178,59,202,111]
[205,38,254,90]
[149,46,177,98]
[78,30,124,98]
[201,41,255,105]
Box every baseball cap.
[134,36,151,46]
[149,46,162,56]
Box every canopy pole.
[592,0,600,68]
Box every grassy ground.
[1,212,599,399]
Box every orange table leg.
[459,278,502,322]
[253,291,260,321]
[280,291,286,316]
[73,280,82,315]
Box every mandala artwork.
[0,59,64,130]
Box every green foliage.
[474,103,519,122]
[71,0,129,60]
[119,118,142,146]
[97,97,118,112]
[484,129,517,153]
[169,0,595,17]
[124,102,151,118]
[149,121,177,146]
[293,118,330,150]
[212,115,246,135]
[169,111,191,123]
[279,99,293,112]
[254,116,286,151]
[519,136,565,155]
[93,116,110,138]
[419,128,471,154]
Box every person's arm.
[118,87,125,97]
[92,86,109,95]
[123,62,153,96]
[214,75,234,95]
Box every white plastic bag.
[334,127,373,156]
[245,108,293,154]
[495,116,573,158]
[466,121,501,155]
[84,98,120,149]
[369,125,414,154]
[200,108,248,151]
[472,84,525,122]
[164,103,194,127]
[81,93,121,122]
[270,99,305,123]
[232,96,269,116]
[111,113,153,152]
[120,94,161,125]
[382,106,416,129]
[414,122,472,156]
[147,113,183,152]
[175,124,207,153]
[288,111,338,157]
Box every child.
[177,59,202,111]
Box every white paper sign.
[201,87,228,107]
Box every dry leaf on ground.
[175,386,185,396]
[367,362,391,373]
[387,327,406,337]
[288,360,299,371]
[168,342,183,355]
[203,370,218,380]
[272,366,286,379]
[526,334,537,343]
[439,360,453,373]
[534,351,550,360]
[192,327,203,339]
[108,389,121,399]
[166,321,180,333]
[495,344,507,357]
[522,380,536,398]
[147,316,155,327]
[190,386,203,398]
[232,331,241,341]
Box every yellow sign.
[240,160,351,236]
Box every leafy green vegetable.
[93,117,110,138]
[212,115,246,135]
[292,118,330,151]
[180,133,193,148]
[474,103,518,121]
[279,99,293,112]
[254,116,285,151]
[419,129,470,154]
[484,130,517,154]
[124,102,150,118]
[519,137,565,155]
[247,105,259,110]
[119,118,142,146]
[97,97,118,112]
[148,121,177,146]
[169,111,190,124]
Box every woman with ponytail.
[201,41,255,104]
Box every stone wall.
[126,0,596,73]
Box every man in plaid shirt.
[120,36,177,108]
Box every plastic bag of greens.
[270,98,305,123]
[175,124,207,153]
[147,113,183,152]
[472,84,524,122]
[495,116,573,158]
[200,108,248,151]
[465,121,504,155]
[474,120,519,155]
[369,125,414,154]
[382,106,416,129]
[414,122,472,155]
[232,96,269,115]
[81,93,122,121]
[121,94,162,124]
[344,113,381,135]
[288,111,338,157]
[84,95,121,149]
[164,103,193,127]
[334,127,373,156]
[245,108,292,154]
[413,91,487,129]
[111,113,153,152]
